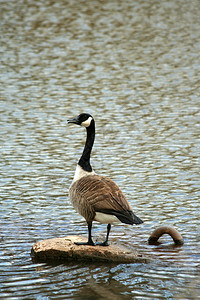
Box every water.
[0,0,200,299]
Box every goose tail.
[116,210,143,225]
[98,209,143,225]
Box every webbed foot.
[74,240,95,246]
[95,241,109,246]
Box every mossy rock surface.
[31,235,149,264]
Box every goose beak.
[67,116,79,125]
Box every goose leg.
[75,221,95,246]
[96,224,111,246]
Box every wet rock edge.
[31,235,149,264]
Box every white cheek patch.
[81,116,93,127]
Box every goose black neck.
[78,119,95,172]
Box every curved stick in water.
[148,226,184,245]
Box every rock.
[31,235,149,264]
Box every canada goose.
[68,113,143,246]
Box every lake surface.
[0,0,200,299]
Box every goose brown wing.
[70,175,142,224]
[92,176,143,224]
[93,175,132,211]
[94,176,142,225]
[73,175,132,211]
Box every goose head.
[68,113,93,128]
